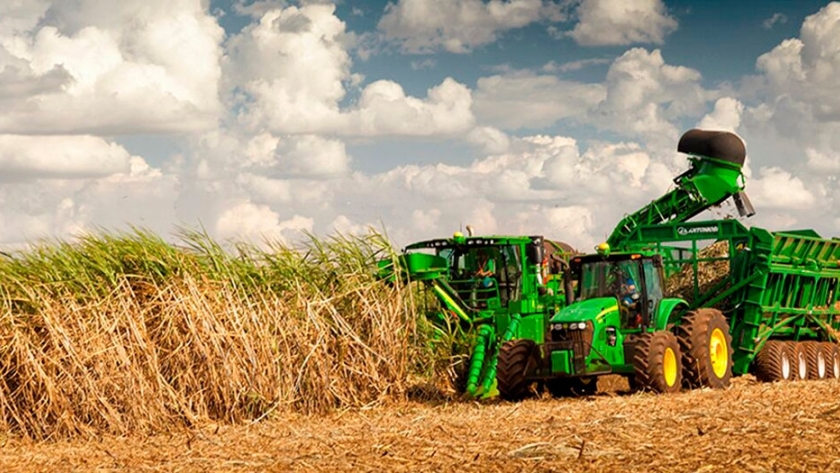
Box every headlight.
[551,323,563,331]
[578,322,587,330]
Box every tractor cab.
[568,252,666,330]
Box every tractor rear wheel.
[632,331,682,393]
[802,341,827,380]
[496,339,539,401]
[674,308,733,389]
[822,343,840,379]
[787,342,807,380]
[546,377,598,397]
[754,340,792,382]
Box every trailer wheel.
[675,309,732,389]
[754,340,792,382]
[822,343,840,379]
[802,341,827,380]
[546,377,598,397]
[787,342,807,380]
[496,339,538,401]
[632,332,682,393]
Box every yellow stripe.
[432,284,470,323]
[596,305,618,322]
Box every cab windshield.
[578,259,642,301]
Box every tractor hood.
[550,297,618,325]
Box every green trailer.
[621,220,840,380]
[495,129,840,399]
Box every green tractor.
[499,247,730,398]
[378,232,575,398]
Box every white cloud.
[215,200,314,244]
[343,78,474,136]
[591,48,710,150]
[0,0,224,135]
[514,205,595,250]
[473,72,606,129]
[467,126,512,155]
[378,0,566,54]
[0,135,131,179]
[0,155,178,246]
[569,0,677,46]
[330,215,369,236]
[225,4,350,134]
[749,167,815,210]
[227,5,475,137]
[756,3,840,122]
[242,133,352,177]
[762,13,788,30]
[697,97,744,132]
[805,148,840,172]
[541,58,611,73]
[0,0,49,34]
[233,0,292,18]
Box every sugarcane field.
[7,2,840,472]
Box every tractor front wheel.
[496,339,539,401]
[632,331,682,393]
[754,340,792,382]
[675,308,733,389]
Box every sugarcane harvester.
[496,129,840,400]
[377,232,574,398]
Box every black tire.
[546,377,598,397]
[822,343,840,379]
[632,331,682,393]
[754,340,792,382]
[802,341,827,380]
[496,339,539,401]
[787,342,807,381]
[674,308,733,389]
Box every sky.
[1,0,840,252]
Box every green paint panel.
[551,350,573,375]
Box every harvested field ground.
[2,376,840,472]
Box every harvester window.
[497,245,522,303]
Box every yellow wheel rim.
[710,328,729,378]
[663,347,677,387]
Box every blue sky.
[1,0,840,250]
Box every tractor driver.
[618,273,642,328]
[474,249,496,288]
